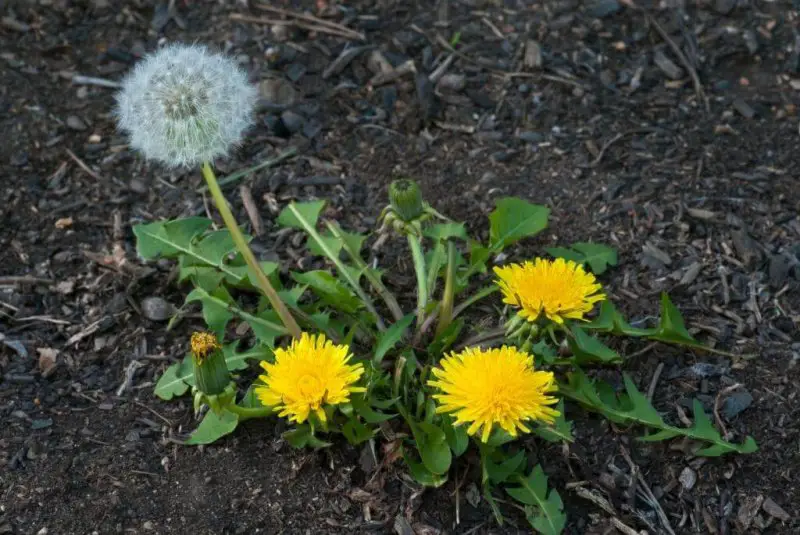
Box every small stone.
[721,390,753,420]
[465,89,495,109]
[129,177,148,194]
[679,467,697,490]
[280,110,305,133]
[653,49,683,80]
[742,30,759,55]
[143,521,155,531]
[732,98,756,119]
[524,40,543,69]
[259,78,298,110]
[66,115,87,131]
[285,62,306,82]
[140,296,175,322]
[714,0,736,14]
[586,0,621,18]
[436,73,466,92]
[518,131,543,142]
[465,483,481,507]
[762,497,790,522]
[36,528,48,535]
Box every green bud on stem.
[389,179,424,222]
[190,331,230,396]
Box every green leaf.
[133,218,245,281]
[342,417,376,445]
[307,232,343,259]
[546,242,618,274]
[532,340,558,365]
[651,293,705,349]
[441,414,469,457]
[373,314,415,364]
[185,409,239,445]
[468,241,491,274]
[283,424,332,449]
[350,395,396,424]
[533,401,573,443]
[506,466,566,535]
[559,370,758,456]
[484,449,527,485]
[154,356,194,400]
[426,318,464,357]
[291,271,363,314]
[277,200,326,229]
[486,428,517,448]
[417,422,452,475]
[568,325,622,364]
[223,342,271,371]
[186,286,234,336]
[483,485,505,526]
[239,385,265,409]
[488,198,550,252]
[584,300,653,337]
[425,223,468,242]
[402,447,448,487]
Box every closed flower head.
[494,257,605,325]
[255,333,365,424]
[115,43,258,168]
[428,345,559,443]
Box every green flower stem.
[452,286,498,319]
[201,163,302,339]
[435,241,457,337]
[226,403,273,421]
[407,234,428,329]
[326,221,404,322]
[287,203,386,331]
[425,242,445,300]
[197,148,297,193]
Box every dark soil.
[2,0,799,533]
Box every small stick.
[65,148,103,181]
[230,13,363,41]
[713,383,742,441]
[619,446,677,535]
[0,276,53,285]
[252,3,365,40]
[620,0,709,112]
[116,360,145,396]
[646,362,665,402]
[71,75,121,88]
[240,184,264,236]
[198,147,297,192]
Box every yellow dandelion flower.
[428,345,560,443]
[255,333,365,424]
[494,257,605,324]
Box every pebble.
[586,0,621,18]
[286,62,307,83]
[679,467,697,490]
[66,115,87,131]
[259,78,298,110]
[140,296,175,322]
[280,110,305,133]
[436,73,466,92]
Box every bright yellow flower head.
[494,257,605,324]
[255,333,365,424]
[428,345,559,443]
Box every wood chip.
[653,49,684,80]
[762,497,791,522]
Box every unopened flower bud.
[389,179,424,222]
[190,331,229,396]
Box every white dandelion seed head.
[115,43,258,168]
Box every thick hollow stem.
[201,162,302,339]
[435,241,457,337]
[226,403,273,421]
[326,221,404,322]
[407,234,428,329]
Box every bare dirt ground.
[1,0,799,533]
